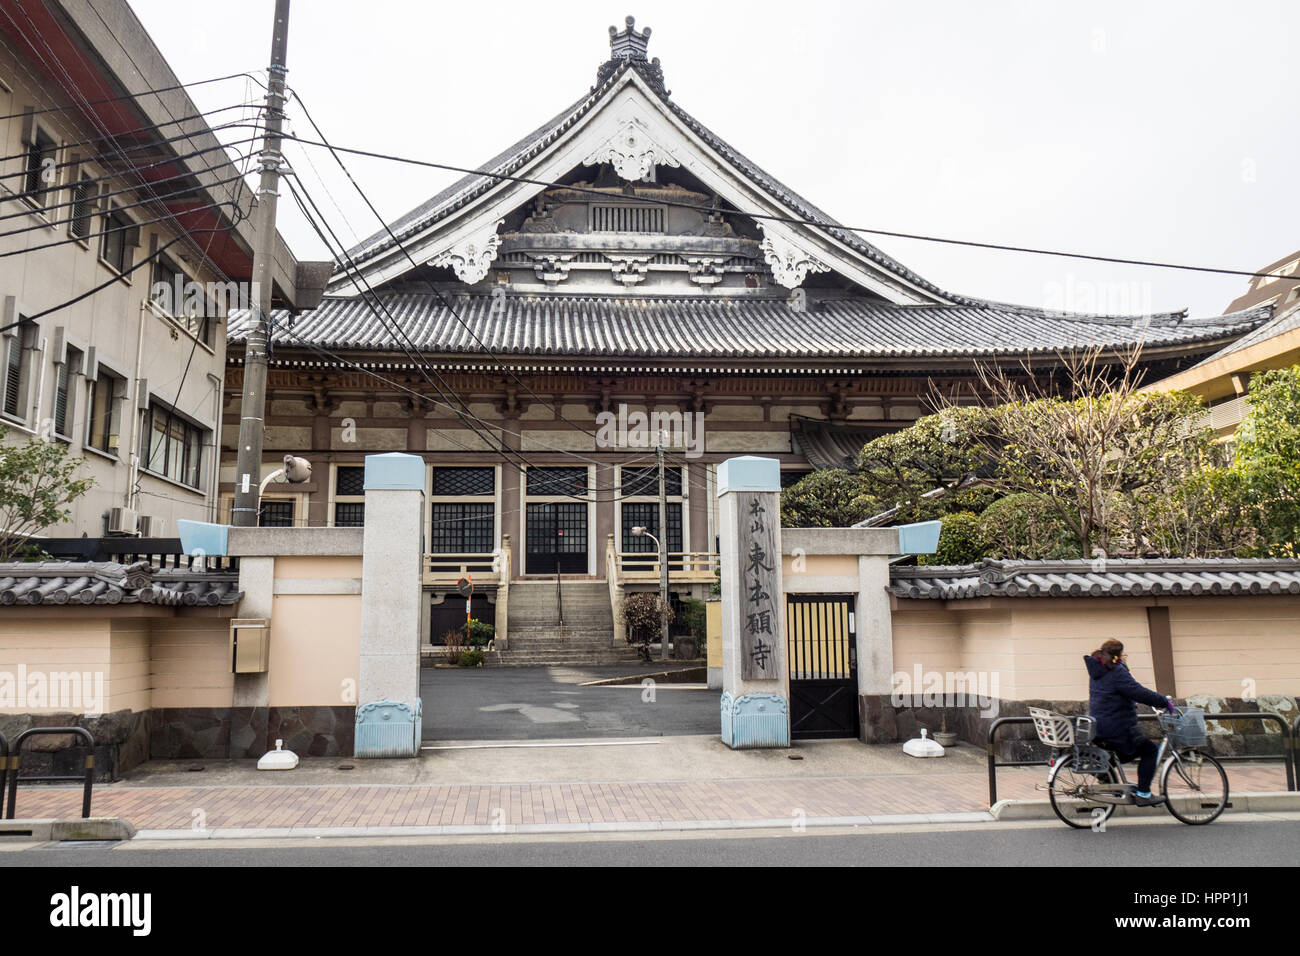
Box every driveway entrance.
[420,665,715,741]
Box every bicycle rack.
[4,727,95,820]
[987,711,1296,806]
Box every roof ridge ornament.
[596,16,669,96]
[609,15,651,61]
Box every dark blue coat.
[1084,654,1168,746]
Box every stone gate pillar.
[717,456,790,748]
[355,452,425,757]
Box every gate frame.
[786,592,859,740]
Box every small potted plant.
[933,712,958,748]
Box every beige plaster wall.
[1168,597,1300,697]
[148,616,233,709]
[890,596,1300,703]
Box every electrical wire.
[0,70,265,123]
[282,131,1300,284]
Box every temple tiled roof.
[1196,300,1300,365]
[231,295,1268,362]
[889,558,1300,600]
[0,561,242,608]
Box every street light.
[631,526,669,659]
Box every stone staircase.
[495,580,642,667]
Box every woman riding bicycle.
[1084,639,1176,807]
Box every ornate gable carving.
[582,118,681,183]
[758,225,830,289]
[429,219,504,284]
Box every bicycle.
[1032,705,1229,829]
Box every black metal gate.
[786,594,858,739]
[525,502,588,574]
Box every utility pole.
[657,440,670,660]
[232,0,292,527]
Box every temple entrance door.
[525,502,588,574]
[786,594,859,739]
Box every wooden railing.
[423,551,502,585]
[614,550,720,583]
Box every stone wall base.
[859,694,1297,762]
[0,706,356,781]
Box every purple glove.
[1165,697,1177,714]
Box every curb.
[132,810,996,841]
[0,817,137,842]
[990,791,1300,821]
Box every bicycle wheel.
[1047,751,1118,830]
[1160,749,1229,825]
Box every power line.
[0,100,260,168]
[282,132,1300,284]
[0,192,249,260]
[0,164,251,243]
[0,70,265,123]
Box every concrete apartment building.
[0,0,327,541]
[1153,248,1300,437]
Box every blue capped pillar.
[355,453,425,757]
[716,456,790,748]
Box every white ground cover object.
[257,738,300,771]
[902,728,946,758]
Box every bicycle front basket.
[1171,707,1208,748]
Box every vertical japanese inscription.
[740,493,781,680]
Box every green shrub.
[918,511,988,566]
[457,649,485,667]
[678,597,707,638]
[978,493,1082,559]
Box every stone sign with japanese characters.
[716,456,789,748]
[738,494,781,680]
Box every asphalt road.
[420,664,717,739]
[5,817,1297,866]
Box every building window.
[1,324,34,421]
[334,502,365,527]
[618,464,686,571]
[100,207,133,273]
[23,127,55,206]
[259,499,294,527]
[52,345,81,438]
[430,466,496,554]
[431,466,494,497]
[526,466,589,497]
[140,401,204,489]
[619,465,683,496]
[333,465,365,526]
[69,174,94,240]
[86,368,123,454]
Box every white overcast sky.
[128,0,1298,318]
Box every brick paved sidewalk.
[6,765,1287,832]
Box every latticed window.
[2,334,24,418]
[336,466,366,495]
[526,466,588,497]
[620,466,682,497]
[334,502,365,527]
[259,500,294,527]
[621,502,683,570]
[430,502,494,553]
[432,466,494,496]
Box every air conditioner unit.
[106,506,138,536]
[137,515,159,537]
